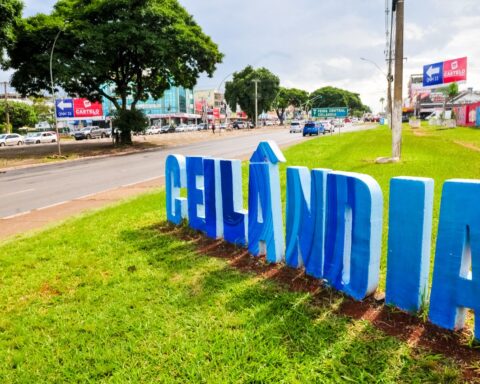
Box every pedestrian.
[211,122,216,134]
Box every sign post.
[423,57,467,88]
[311,107,349,118]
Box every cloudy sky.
[4,0,480,112]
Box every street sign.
[311,107,349,118]
[55,98,74,118]
[422,57,467,87]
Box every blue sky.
[5,0,480,112]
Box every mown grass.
[276,123,480,289]
[0,191,464,383]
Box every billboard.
[311,107,349,118]
[56,98,104,120]
[423,57,467,87]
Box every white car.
[146,126,161,135]
[289,121,302,133]
[24,132,57,145]
[320,120,333,132]
[175,124,188,132]
[0,133,24,146]
[186,124,196,132]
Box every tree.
[30,96,54,124]
[6,0,223,144]
[308,86,369,116]
[272,87,308,125]
[380,97,385,113]
[0,0,22,65]
[224,66,280,121]
[0,101,37,131]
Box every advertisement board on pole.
[56,98,104,120]
[422,57,467,87]
[311,107,349,118]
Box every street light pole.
[391,0,404,160]
[50,28,63,156]
[360,57,391,121]
[1,82,10,133]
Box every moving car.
[24,132,56,145]
[0,133,24,146]
[232,120,245,129]
[302,121,325,136]
[146,126,162,135]
[289,120,302,133]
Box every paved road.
[0,125,373,218]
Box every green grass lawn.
[1,124,479,382]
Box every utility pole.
[391,0,404,160]
[253,79,260,128]
[2,82,10,133]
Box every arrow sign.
[426,65,440,79]
[57,100,73,110]
[55,98,74,118]
[423,62,443,87]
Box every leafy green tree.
[224,66,280,121]
[273,87,308,124]
[309,86,369,116]
[6,0,223,144]
[0,0,22,65]
[30,96,54,125]
[0,101,38,131]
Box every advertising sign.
[311,107,349,118]
[423,57,467,87]
[56,98,103,120]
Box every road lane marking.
[3,188,35,197]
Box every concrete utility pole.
[2,82,10,133]
[391,0,404,160]
[253,79,260,128]
[50,28,63,156]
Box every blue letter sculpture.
[429,180,480,338]
[323,171,383,300]
[220,159,248,246]
[165,154,187,225]
[386,177,434,312]
[248,141,286,263]
[285,167,330,278]
[186,157,206,232]
[204,158,223,239]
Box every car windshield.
[0,134,6,139]
[80,128,90,132]
[291,122,299,126]
[305,123,315,128]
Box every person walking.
[211,122,216,134]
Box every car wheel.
[86,134,91,139]
[0,142,5,147]
[17,141,23,145]
[36,140,40,144]
[101,133,106,138]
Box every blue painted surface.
[429,180,480,338]
[285,167,330,278]
[423,61,444,87]
[204,158,223,239]
[165,154,187,225]
[220,160,248,246]
[55,98,74,118]
[386,177,434,312]
[476,107,480,128]
[186,157,206,232]
[248,142,286,263]
[323,171,383,300]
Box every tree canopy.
[5,0,223,143]
[0,0,22,65]
[0,101,37,131]
[309,86,370,116]
[224,66,280,121]
[273,87,308,124]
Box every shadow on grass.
[120,220,479,381]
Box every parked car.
[175,124,188,132]
[24,132,57,145]
[146,126,162,135]
[160,125,175,134]
[0,133,24,146]
[289,120,302,133]
[302,121,324,136]
[232,120,245,129]
[74,127,109,140]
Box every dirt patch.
[156,222,480,381]
[454,140,480,152]
[412,130,430,137]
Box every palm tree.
[379,97,385,113]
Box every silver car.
[25,132,57,144]
[0,133,24,146]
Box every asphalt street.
[1,125,372,218]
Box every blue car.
[302,121,325,136]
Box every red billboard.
[443,57,467,84]
[73,98,103,118]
